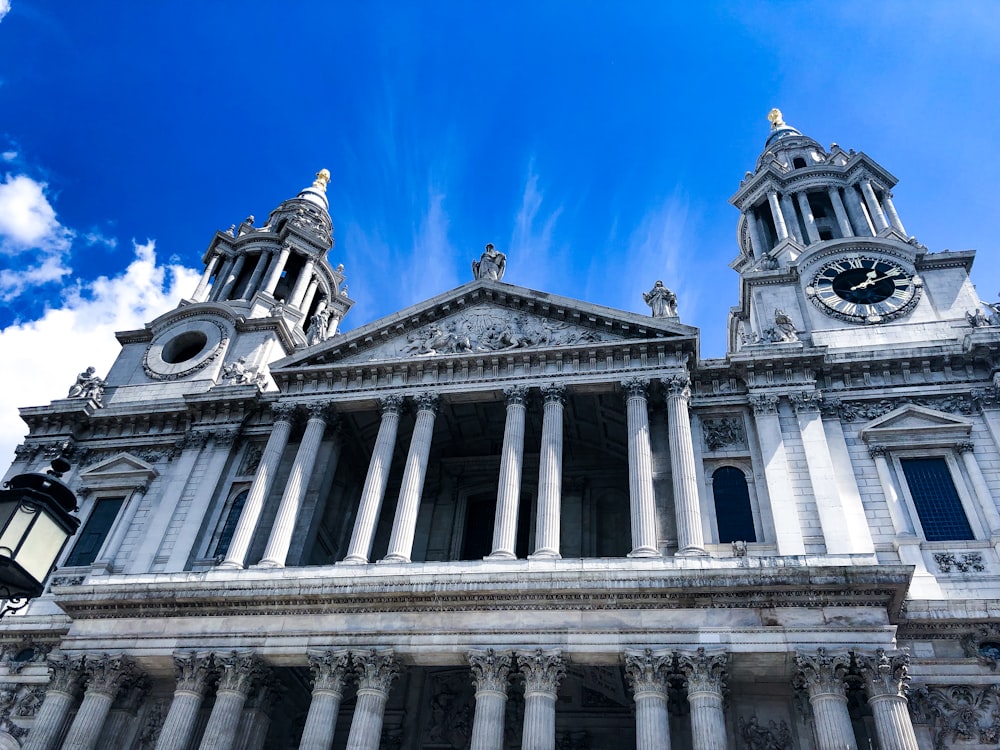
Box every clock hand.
[850,271,879,290]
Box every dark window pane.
[900,458,974,542]
[214,490,249,558]
[461,492,496,561]
[65,497,125,567]
[713,467,756,543]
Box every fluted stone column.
[678,649,728,750]
[220,404,295,568]
[155,653,215,750]
[664,375,706,556]
[827,187,854,238]
[289,259,317,309]
[793,649,856,750]
[490,387,528,559]
[300,278,320,321]
[234,683,278,750]
[780,193,803,243]
[468,649,513,750]
[844,185,874,237]
[745,211,766,258]
[98,674,148,748]
[624,649,673,750]
[193,253,222,301]
[298,650,352,750]
[882,192,906,234]
[767,191,789,241]
[796,192,821,244]
[383,393,439,563]
[860,180,889,232]
[854,650,919,750]
[623,378,659,557]
[258,403,336,567]
[211,255,236,301]
[217,253,247,301]
[262,243,292,296]
[345,650,400,750]
[24,656,84,750]
[198,653,266,750]
[326,310,342,337]
[62,654,139,750]
[532,385,565,559]
[342,396,404,563]
[242,250,271,300]
[517,650,565,750]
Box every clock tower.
[727,109,983,354]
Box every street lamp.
[0,458,81,617]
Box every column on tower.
[155,653,214,750]
[344,650,400,750]
[299,650,352,750]
[258,403,338,567]
[61,654,140,750]
[289,258,317,309]
[664,375,706,556]
[531,384,565,559]
[210,255,237,301]
[744,210,766,259]
[678,648,729,750]
[826,187,854,238]
[219,404,296,569]
[516,650,565,750]
[854,650,919,750]
[624,649,673,750]
[881,192,906,234]
[843,185,875,237]
[795,192,821,244]
[622,378,659,557]
[468,649,513,749]
[198,653,267,750]
[779,193,803,243]
[262,243,293,297]
[23,656,84,750]
[342,396,404,564]
[216,252,247,301]
[490,387,528,559]
[300,277,321,323]
[766,191,790,242]
[193,253,222,302]
[860,180,890,232]
[793,649,856,750]
[241,249,272,300]
[382,393,439,563]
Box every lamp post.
[0,458,81,617]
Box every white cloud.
[1,152,16,162]
[0,240,200,466]
[508,163,563,291]
[0,0,9,24]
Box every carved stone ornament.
[934,552,985,574]
[66,366,107,406]
[835,394,974,422]
[516,649,566,695]
[909,684,1000,749]
[853,648,910,699]
[748,394,778,415]
[172,652,214,695]
[663,374,691,399]
[702,417,746,451]
[414,392,440,414]
[541,383,566,405]
[82,653,139,698]
[137,699,166,750]
[623,648,673,696]
[788,390,823,413]
[379,395,405,415]
[959,623,1000,672]
[214,652,266,696]
[503,385,529,406]
[352,649,400,694]
[793,648,851,697]
[972,385,1000,410]
[307,649,352,694]
[271,403,297,423]
[621,377,650,400]
[737,715,793,750]
[45,655,85,696]
[677,648,728,695]
[218,357,267,390]
[472,243,506,281]
[0,637,53,674]
[643,280,678,318]
[238,442,264,475]
[467,649,513,695]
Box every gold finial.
[767,108,785,129]
[312,169,331,191]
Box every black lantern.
[0,458,80,616]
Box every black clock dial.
[808,256,919,324]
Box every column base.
[337,556,369,565]
[627,547,661,558]
[251,560,284,569]
[217,560,245,570]
[378,554,411,564]
[528,551,561,560]
[676,546,709,557]
[486,551,518,560]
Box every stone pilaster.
[490,387,528,559]
[793,649,856,750]
[532,385,565,559]
[343,396,404,563]
[62,654,139,750]
[516,649,565,750]
[622,378,659,557]
[23,655,84,750]
[345,650,400,750]
[678,648,728,750]
[198,653,266,750]
[665,375,706,555]
[624,649,673,750]
[853,649,919,750]
[383,393,439,563]
[298,650,351,750]
[155,652,214,750]
[258,403,337,567]
[220,403,295,568]
[749,393,805,555]
[468,649,513,750]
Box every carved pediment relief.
[78,453,159,491]
[859,404,972,448]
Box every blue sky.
[1,1,999,464]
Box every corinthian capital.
[172,652,214,695]
[215,652,266,696]
[788,390,823,414]
[663,374,691,399]
[748,393,778,415]
[853,649,910,700]
[677,648,728,695]
[414,392,440,414]
[541,384,566,405]
[468,649,513,695]
[621,377,650,400]
[352,650,400,694]
[271,403,297,423]
[307,649,352,694]
[45,655,85,696]
[516,649,565,695]
[624,648,673,696]
[503,386,529,407]
[793,648,851,697]
[82,654,139,698]
[379,395,404,416]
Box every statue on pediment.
[643,280,678,318]
[472,243,506,281]
[67,366,106,405]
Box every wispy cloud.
[508,161,562,291]
[407,187,459,301]
[0,240,200,466]
[0,0,10,24]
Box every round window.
[162,331,208,364]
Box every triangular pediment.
[275,279,698,368]
[859,404,972,447]
[79,453,159,490]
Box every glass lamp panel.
[16,512,67,584]
[0,504,37,559]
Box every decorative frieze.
[828,394,975,422]
[0,637,54,674]
[702,417,746,451]
[934,552,985,573]
[737,715,793,750]
[909,684,1000,748]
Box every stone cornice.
[51,561,912,621]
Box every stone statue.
[472,243,506,281]
[307,308,330,346]
[987,297,1000,326]
[773,309,798,342]
[967,308,991,328]
[767,108,786,129]
[642,280,678,318]
[67,366,106,406]
[220,357,266,389]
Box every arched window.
[213,489,249,558]
[712,467,756,543]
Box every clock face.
[807,256,920,324]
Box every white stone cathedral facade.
[0,112,998,749]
